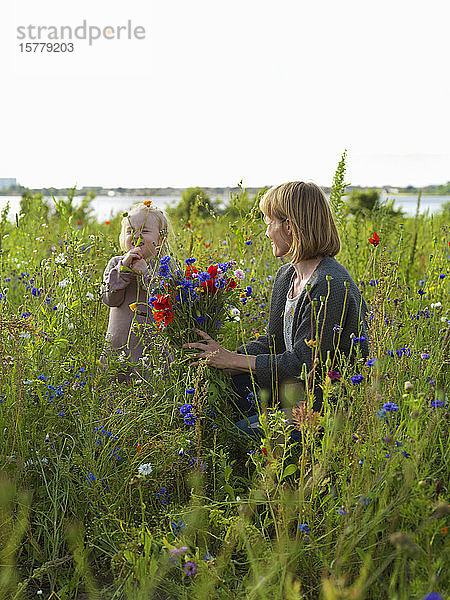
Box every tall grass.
[0,182,448,599]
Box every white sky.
[1,0,449,189]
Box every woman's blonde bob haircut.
[119,203,171,252]
[259,181,340,262]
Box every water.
[0,193,448,222]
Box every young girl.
[101,202,169,378]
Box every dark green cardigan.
[237,257,369,390]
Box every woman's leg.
[229,373,259,419]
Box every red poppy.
[369,231,380,246]
[201,276,218,295]
[152,294,173,312]
[226,278,237,290]
[77,220,82,226]
[261,447,268,457]
[207,264,219,278]
[153,309,174,328]
[186,222,191,229]
[105,220,110,226]
[185,264,198,279]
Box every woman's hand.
[183,329,239,369]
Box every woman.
[183,181,369,437]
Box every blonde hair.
[119,203,171,253]
[259,181,340,262]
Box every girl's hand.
[183,329,237,369]
[131,258,149,274]
[122,248,143,269]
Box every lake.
[0,193,448,222]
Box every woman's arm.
[183,330,257,372]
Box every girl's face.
[264,215,291,258]
[123,211,161,259]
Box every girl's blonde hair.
[119,203,171,253]
[259,181,340,263]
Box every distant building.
[0,178,16,190]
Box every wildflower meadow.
[0,166,448,599]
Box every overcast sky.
[2,0,449,189]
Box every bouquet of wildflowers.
[145,256,252,347]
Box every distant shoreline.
[0,186,449,197]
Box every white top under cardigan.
[283,276,302,352]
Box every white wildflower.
[137,463,153,476]
[86,292,94,300]
[19,332,31,340]
[233,269,245,280]
[54,253,66,264]
[230,307,241,321]
[59,279,70,288]
[430,302,442,309]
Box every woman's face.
[264,215,291,258]
[123,211,160,259]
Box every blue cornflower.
[418,289,426,296]
[383,402,399,412]
[351,375,364,385]
[298,523,310,534]
[170,520,186,535]
[155,487,167,504]
[198,272,210,283]
[184,413,197,426]
[86,473,96,485]
[246,392,260,406]
[431,400,445,409]
[245,286,253,297]
[366,358,377,367]
[401,451,411,458]
[438,274,445,279]
[422,594,443,600]
[31,287,41,297]
[160,263,171,277]
[196,316,206,324]
[245,240,253,245]
[185,388,195,395]
[420,352,430,360]
[215,278,226,289]
[161,255,171,264]
[338,509,348,515]
[185,258,196,264]
[180,403,193,415]
[204,551,214,562]
[358,497,372,506]
[333,324,342,333]
[218,261,232,272]
[352,336,366,344]
[21,312,31,319]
